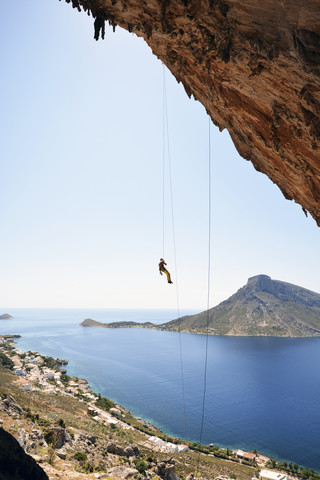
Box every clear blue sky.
[1,0,319,310]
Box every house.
[148,436,189,453]
[176,444,189,453]
[110,407,121,416]
[260,470,288,480]
[236,449,256,464]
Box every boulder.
[124,444,140,457]
[106,441,124,456]
[2,396,23,416]
[155,460,177,480]
[44,427,66,449]
[107,466,139,479]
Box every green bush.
[135,460,148,474]
[74,451,87,462]
[60,373,71,385]
[0,352,14,370]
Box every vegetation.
[95,393,115,411]
[266,458,320,480]
[40,355,66,370]
[74,451,87,461]
[0,352,14,370]
[135,459,148,474]
[60,373,71,385]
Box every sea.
[1,308,320,471]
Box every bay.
[1,308,320,471]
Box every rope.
[162,66,166,258]
[162,63,188,440]
[197,116,212,473]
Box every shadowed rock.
[0,427,49,480]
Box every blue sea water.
[1,308,320,470]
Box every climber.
[159,258,173,284]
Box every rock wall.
[62,0,320,224]
[0,427,49,480]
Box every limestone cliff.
[61,0,320,224]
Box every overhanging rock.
[61,0,320,224]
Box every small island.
[0,314,13,320]
[80,318,155,329]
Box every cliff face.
[62,0,320,223]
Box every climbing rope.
[162,64,188,440]
[162,65,213,459]
[197,116,212,473]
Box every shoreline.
[79,320,320,338]
[1,334,319,474]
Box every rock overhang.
[60,0,320,225]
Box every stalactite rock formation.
[62,0,320,224]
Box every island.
[80,275,320,337]
[80,318,155,329]
[0,314,13,320]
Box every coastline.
[1,334,319,475]
[80,319,320,338]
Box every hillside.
[162,275,320,337]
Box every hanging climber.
[159,258,173,284]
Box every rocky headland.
[80,275,320,337]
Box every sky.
[1,0,320,310]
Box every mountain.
[161,275,320,337]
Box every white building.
[260,470,288,480]
[148,436,188,453]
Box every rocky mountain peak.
[165,275,320,336]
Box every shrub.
[135,460,148,474]
[74,451,87,462]
[57,418,66,428]
[60,373,71,385]
[47,446,56,465]
[0,352,14,370]
[81,461,94,473]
